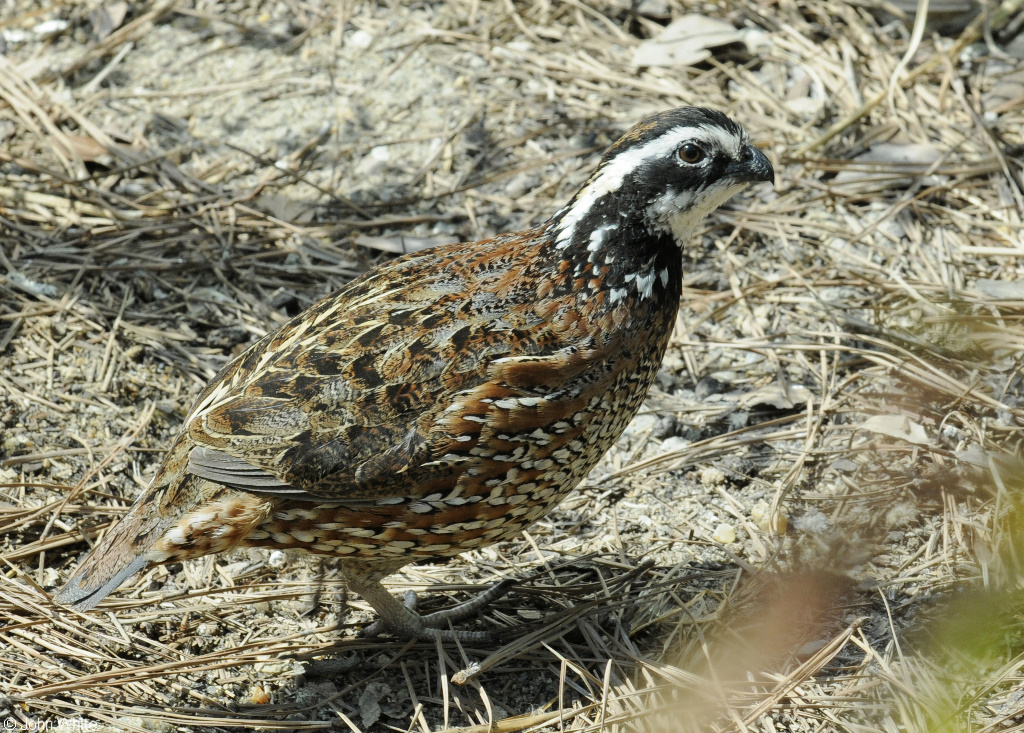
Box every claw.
[355,579,515,643]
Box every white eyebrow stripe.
[699,125,744,158]
[554,123,745,249]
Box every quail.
[55,107,774,640]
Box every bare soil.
[1,1,1023,731]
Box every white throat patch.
[646,180,749,244]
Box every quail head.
[55,107,774,641]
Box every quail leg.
[352,577,515,643]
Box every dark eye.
[678,143,705,164]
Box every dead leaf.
[253,194,316,224]
[857,415,930,446]
[739,383,812,409]
[632,15,746,68]
[975,279,1024,300]
[90,2,129,41]
[955,444,989,467]
[358,681,390,729]
[832,142,945,190]
[354,233,459,254]
[55,133,111,163]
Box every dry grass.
[1,0,1023,730]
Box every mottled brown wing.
[185,345,602,502]
[183,229,602,502]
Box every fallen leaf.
[632,15,745,68]
[354,233,459,254]
[975,279,1024,300]
[359,682,390,729]
[254,194,316,224]
[832,142,945,190]
[90,2,129,40]
[857,415,930,445]
[739,383,812,409]
[56,133,111,163]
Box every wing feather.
[179,227,622,503]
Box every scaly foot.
[357,579,516,643]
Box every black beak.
[727,144,775,186]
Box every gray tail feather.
[54,554,151,611]
[53,501,171,611]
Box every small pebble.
[659,436,690,454]
[751,502,787,534]
[347,29,373,49]
[712,523,736,544]
[34,19,69,37]
[699,466,726,489]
